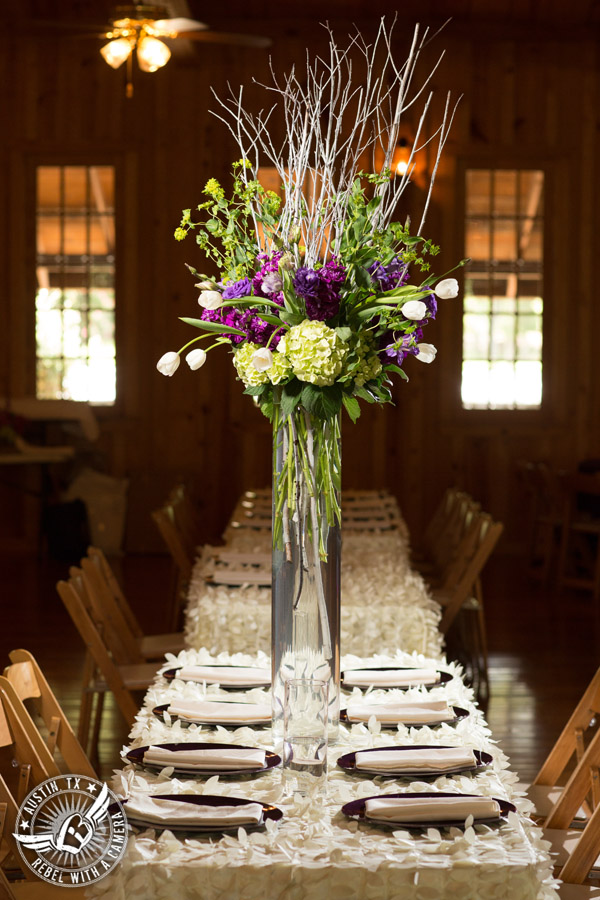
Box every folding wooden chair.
[415,491,481,589]
[0,775,87,895]
[432,511,503,698]
[152,484,203,629]
[522,667,600,826]
[56,575,160,763]
[3,651,95,779]
[85,547,185,659]
[0,680,58,806]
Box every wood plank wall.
[0,1,598,551]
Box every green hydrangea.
[267,351,293,385]
[233,343,270,387]
[278,320,349,386]
[353,335,383,386]
[233,344,292,387]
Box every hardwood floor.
[0,549,596,784]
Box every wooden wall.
[1,1,599,552]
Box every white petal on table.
[355,747,476,772]
[166,699,272,724]
[177,665,271,686]
[143,746,267,770]
[342,667,439,687]
[364,795,501,823]
[124,793,264,826]
[346,700,455,725]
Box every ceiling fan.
[69,4,272,96]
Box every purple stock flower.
[369,257,409,292]
[293,258,347,321]
[200,305,282,348]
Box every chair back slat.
[87,546,143,639]
[80,557,143,664]
[56,579,139,726]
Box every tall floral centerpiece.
[158,21,462,738]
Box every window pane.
[36,165,116,403]
[462,168,544,409]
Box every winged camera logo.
[13,775,127,886]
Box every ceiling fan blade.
[174,30,272,48]
[153,17,208,35]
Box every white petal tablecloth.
[185,533,443,660]
[87,648,560,900]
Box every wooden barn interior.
[1,1,600,893]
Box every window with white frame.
[35,165,116,404]
[462,168,544,410]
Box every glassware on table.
[282,677,329,798]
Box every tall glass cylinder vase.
[271,403,341,741]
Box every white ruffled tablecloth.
[88,648,560,900]
[185,530,444,660]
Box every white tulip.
[198,290,223,310]
[195,280,217,291]
[401,299,427,320]
[252,348,274,371]
[186,348,207,370]
[156,351,180,376]
[416,343,437,364]
[434,277,459,299]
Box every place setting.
[162,664,272,690]
[341,792,516,831]
[336,744,493,779]
[341,666,452,691]
[340,699,469,728]
[125,742,281,778]
[119,793,284,835]
[153,698,273,728]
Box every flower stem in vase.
[272,404,341,741]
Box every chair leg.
[77,652,95,753]
[89,693,104,773]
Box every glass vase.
[271,404,341,741]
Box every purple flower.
[221,277,252,300]
[369,257,409,292]
[252,250,283,305]
[293,259,346,321]
[379,330,422,366]
[200,305,282,348]
[424,293,437,319]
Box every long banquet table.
[88,492,561,900]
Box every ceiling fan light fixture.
[136,34,171,72]
[100,36,134,69]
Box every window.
[35,165,116,404]
[462,169,544,410]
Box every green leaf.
[205,218,221,234]
[342,394,361,423]
[335,326,352,341]
[179,317,247,337]
[280,379,303,417]
[254,313,285,328]
[355,385,377,403]
[384,364,406,377]
[279,310,304,326]
[244,384,266,396]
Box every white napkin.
[125,793,264,826]
[143,746,267,770]
[177,666,271,687]
[343,667,439,688]
[355,747,476,772]
[364,795,501,823]
[166,699,272,724]
[346,699,455,725]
